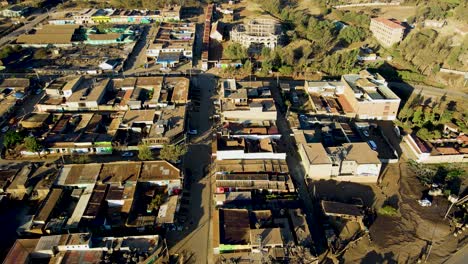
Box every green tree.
[278,65,293,75]
[224,42,248,60]
[138,143,154,161]
[159,144,187,163]
[242,60,252,75]
[338,26,367,44]
[3,131,24,149]
[149,194,165,212]
[24,136,42,157]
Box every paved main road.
[166,74,217,263]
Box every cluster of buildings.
[15,161,182,234]
[146,22,196,68]
[4,233,168,264]
[48,6,181,25]
[15,24,138,47]
[211,78,317,262]
[281,70,402,183]
[1,75,189,157]
[1,160,182,262]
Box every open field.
[297,0,323,15]
[340,5,417,21]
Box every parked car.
[188,129,198,135]
[1,126,9,133]
[367,140,377,151]
[121,152,134,157]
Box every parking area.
[355,124,398,160]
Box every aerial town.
[0,0,466,263]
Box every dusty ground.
[297,0,323,15]
[338,162,465,263]
[341,5,417,21]
[310,161,466,263]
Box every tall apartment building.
[370,17,405,47]
[341,70,401,120]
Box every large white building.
[230,17,281,50]
[299,142,382,183]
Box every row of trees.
[4,131,42,155]
[397,91,468,140]
[397,29,467,75]
[138,143,187,163]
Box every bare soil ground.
[340,6,417,21]
[339,162,465,263]
[311,161,466,263]
[297,0,323,15]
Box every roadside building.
[65,78,109,111]
[16,24,80,47]
[1,5,29,17]
[370,17,405,47]
[341,70,400,120]
[0,78,30,93]
[299,142,382,183]
[214,136,286,160]
[146,22,196,66]
[220,79,277,123]
[5,165,32,199]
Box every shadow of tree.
[361,250,397,264]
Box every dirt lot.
[310,161,466,263]
[341,5,417,21]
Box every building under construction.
[230,16,281,51]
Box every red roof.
[436,147,459,155]
[337,95,354,113]
[372,17,405,30]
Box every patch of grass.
[378,205,399,217]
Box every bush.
[224,42,248,61]
[378,205,399,216]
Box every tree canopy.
[24,136,42,155]
[159,144,187,163]
[138,143,154,161]
[224,42,248,61]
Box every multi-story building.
[341,70,400,120]
[230,17,281,51]
[305,70,401,120]
[370,17,405,47]
[219,79,277,123]
[299,142,382,183]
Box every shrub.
[378,205,399,216]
